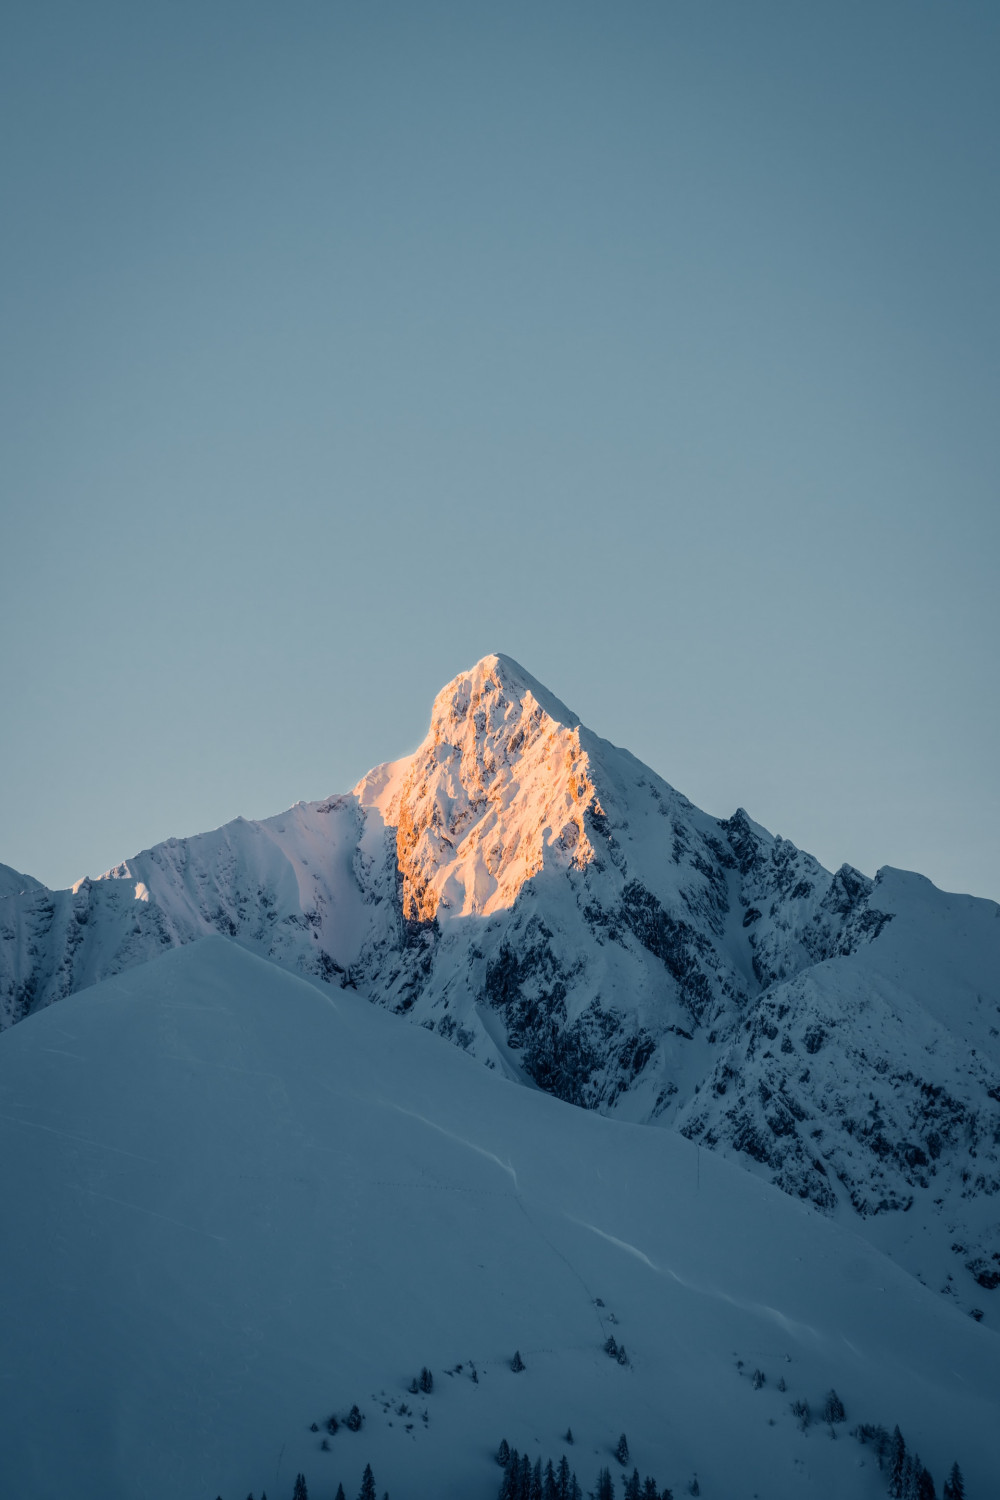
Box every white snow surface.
[2,653,998,1322]
[0,937,996,1500]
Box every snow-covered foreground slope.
[1,938,995,1500]
[1,654,998,1319]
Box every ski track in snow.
[572,1216,824,1348]
[74,1185,227,1242]
[0,1111,160,1163]
[385,1102,520,1188]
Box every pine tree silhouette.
[916,1465,936,1500]
[531,1456,543,1500]
[498,1438,511,1467]
[821,1389,845,1424]
[624,1467,641,1500]
[357,1462,376,1500]
[596,1467,615,1500]
[511,1349,526,1372]
[615,1433,630,1466]
[292,1475,308,1500]
[943,1463,965,1500]
[889,1426,907,1499]
[335,1486,346,1500]
[500,1449,521,1500]
[346,1405,363,1432]
[557,1454,571,1500]
[419,1366,434,1393]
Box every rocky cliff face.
[2,654,997,1316]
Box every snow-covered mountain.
[2,654,998,1320]
[1,938,995,1500]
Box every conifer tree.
[347,1405,363,1432]
[544,1460,558,1500]
[822,1389,846,1425]
[531,1457,543,1500]
[511,1349,526,1372]
[520,1452,532,1498]
[596,1467,615,1500]
[498,1438,511,1467]
[889,1426,907,1499]
[642,1480,659,1500]
[292,1475,308,1500]
[335,1486,346,1500]
[419,1366,434,1393]
[357,1463,376,1500]
[615,1433,630,1466]
[557,1454,571,1500]
[916,1465,936,1500]
[624,1467,641,1500]
[500,1450,521,1500]
[943,1463,965,1500]
[565,1428,574,1445]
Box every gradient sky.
[2,1,998,900]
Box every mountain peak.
[431,654,581,736]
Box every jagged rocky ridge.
[2,655,998,1312]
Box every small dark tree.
[327,1415,339,1435]
[916,1465,936,1500]
[357,1464,376,1500]
[822,1389,845,1425]
[557,1454,571,1500]
[500,1450,521,1500]
[335,1487,346,1500]
[544,1460,558,1500]
[321,1439,330,1452]
[511,1349,526,1373]
[777,1376,786,1392]
[419,1366,434,1393]
[889,1426,907,1500]
[616,1344,629,1366]
[596,1468,615,1500]
[565,1427,574,1445]
[604,1336,619,1359]
[752,1368,765,1390]
[520,1453,532,1499]
[616,1433,630,1466]
[292,1476,308,1500]
[642,1481,659,1500]
[943,1463,965,1500]
[624,1468,641,1500]
[791,1399,811,1432]
[530,1457,543,1500]
[346,1405,363,1433]
[687,1479,700,1498]
[498,1438,511,1467]
[310,1422,319,1432]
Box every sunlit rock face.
[355,655,599,922]
[1,654,998,1319]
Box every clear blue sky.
[2,1,997,900]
